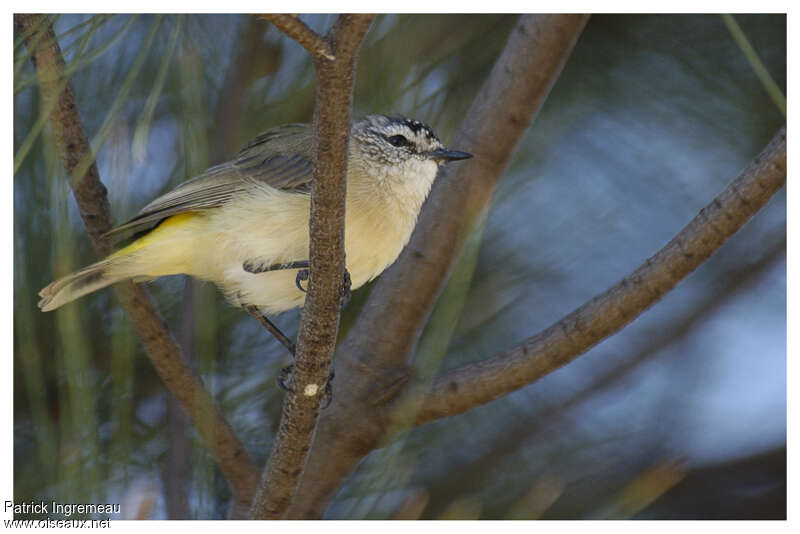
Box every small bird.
[38,115,472,318]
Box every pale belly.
[221,266,308,314]
[184,201,411,315]
[130,182,420,315]
[208,246,400,315]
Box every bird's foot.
[278,364,294,392]
[295,267,351,310]
[295,269,309,292]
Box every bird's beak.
[429,148,473,163]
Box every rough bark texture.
[16,14,258,510]
[286,14,591,518]
[248,14,375,520]
[412,125,786,424]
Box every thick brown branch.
[15,14,258,508]
[249,14,375,520]
[413,126,786,424]
[260,14,335,60]
[286,14,591,518]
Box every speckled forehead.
[398,118,439,143]
[361,115,443,149]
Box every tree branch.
[259,14,335,60]
[412,125,786,424]
[249,14,375,519]
[15,14,258,510]
[286,14,591,518]
[343,14,591,376]
[421,235,785,516]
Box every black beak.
[429,148,473,163]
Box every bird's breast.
[343,197,419,289]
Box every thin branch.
[286,14,591,518]
[412,125,786,425]
[421,236,785,516]
[15,14,258,509]
[260,14,335,60]
[249,14,375,520]
[16,15,111,247]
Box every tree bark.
[249,14,375,519]
[286,14,591,518]
[412,125,786,424]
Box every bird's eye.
[387,135,409,147]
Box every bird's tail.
[38,213,200,311]
[38,257,130,312]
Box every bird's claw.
[322,370,334,409]
[341,269,352,309]
[295,267,351,307]
[296,269,309,292]
[278,364,294,392]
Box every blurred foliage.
[14,14,785,519]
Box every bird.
[38,115,472,322]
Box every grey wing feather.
[105,124,314,238]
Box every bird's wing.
[105,123,314,237]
